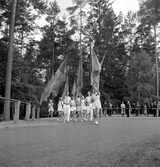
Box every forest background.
[0,0,160,117]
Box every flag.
[39,78,53,105]
[71,80,77,99]
[40,59,66,105]
[62,74,69,98]
[76,54,83,91]
[90,46,101,89]
[71,56,83,99]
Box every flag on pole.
[92,52,106,89]
[40,59,66,105]
[39,78,53,105]
[71,80,77,99]
[77,54,83,91]
[90,46,101,89]
[62,74,69,98]
[71,56,83,98]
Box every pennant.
[40,59,66,105]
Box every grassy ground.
[0,117,160,167]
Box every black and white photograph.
[0,0,160,166]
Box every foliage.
[0,0,159,116]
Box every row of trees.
[0,0,160,119]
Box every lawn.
[0,117,160,167]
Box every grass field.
[0,117,160,167]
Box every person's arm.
[93,86,100,95]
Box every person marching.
[126,101,131,117]
[57,97,64,121]
[120,101,126,116]
[63,91,71,123]
[48,99,54,120]
[70,96,76,121]
[81,95,87,121]
[85,91,93,121]
[103,100,108,116]
[76,93,82,122]
[91,86,102,125]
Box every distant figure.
[153,101,157,117]
[76,93,82,121]
[70,96,76,121]
[120,102,125,116]
[91,87,102,125]
[108,101,112,116]
[63,91,71,122]
[81,95,87,122]
[57,97,63,121]
[48,99,54,120]
[135,102,140,116]
[103,100,108,116]
[85,91,93,121]
[126,101,131,117]
[144,104,147,116]
[157,101,160,117]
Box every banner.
[40,59,66,105]
[90,46,101,89]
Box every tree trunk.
[4,0,17,121]
[154,19,159,117]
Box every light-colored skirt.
[70,105,76,111]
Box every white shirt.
[121,103,125,109]
[64,96,71,105]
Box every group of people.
[103,100,159,117]
[48,87,101,125]
[47,90,159,122]
[119,101,158,117]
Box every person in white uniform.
[57,97,64,121]
[85,91,93,121]
[80,96,87,122]
[63,91,71,122]
[91,87,101,125]
[70,96,76,120]
[76,93,82,121]
[120,101,125,116]
[48,99,54,120]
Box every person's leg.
[81,107,83,122]
[84,109,87,121]
[50,111,53,120]
[63,106,66,122]
[67,106,71,122]
[86,106,89,121]
[90,108,93,121]
[95,108,100,125]
[57,111,59,121]
[61,111,64,121]
[73,110,76,121]
[48,111,50,119]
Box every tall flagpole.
[80,0,83,93]
[65,54,68,96]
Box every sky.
[55,0,139,16]
[35,0,139,40]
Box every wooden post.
[14,100,20,124]
[32,105,35,120]
[25,103,31,121]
